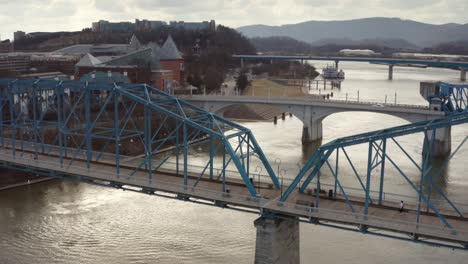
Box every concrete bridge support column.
[461,68,466,82]
[388,65,394,80]
[302,120,322,143]
[423,126,451,158]
[335,60,339,69]
[241,58,244,68]
[301,107,323,143]
[254,215,299,264]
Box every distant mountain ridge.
[237,17,468,48]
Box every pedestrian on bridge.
[399,201,404,213]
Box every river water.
[1,62,467,263]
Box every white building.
[339,49,380,56]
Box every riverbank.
[244,79,308,97]
[224,79,309,120]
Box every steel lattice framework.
[434,82,468,114]
[0,79,280,196]
[280,112,468,230]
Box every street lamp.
[274,158,281,176]
[255,166,262,196]
[274,158,282,195]
[279,169,287,197]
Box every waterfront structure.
[182,94,447,152]
[73,35,184,90]
[339,49,381,56]
[0,78,466,259]
[0,53,31,73]
[234,54,468,81]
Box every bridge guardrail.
[181,95,438,113]
[0,149,466,244]
[2,139,466,215]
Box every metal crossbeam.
[0,79,281,196]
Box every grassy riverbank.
[243,79,307,97]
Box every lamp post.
[255,166,262,196]
[274,158,282,195]
[279,169,287,197]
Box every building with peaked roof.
[159,36,184,85]
[74,35,184,91]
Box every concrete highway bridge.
[0,79,467,263]
[233,55,468,81]
[181,95,448,154]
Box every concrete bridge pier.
[423,126,451,158]
[335,60,339,69]
[254,215,300,264]
[461,68,466,82]
[301,107,323,143]
[241,58,244,68]
[388,65,394,80]
[302,120,322,143]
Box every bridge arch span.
[298,106,442,143]
[206,102,303,121]
[188,97,449,155]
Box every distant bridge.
[181,95,446,151]
[0,79,467,262]
[233,55,468,81]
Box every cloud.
[1,0,467,41]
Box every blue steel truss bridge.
[0,79,467,261]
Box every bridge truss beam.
[0,79,281,196]
[280,113,468,230]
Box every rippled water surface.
[1,62,467,263]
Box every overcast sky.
[1,0,467,40]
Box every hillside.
[250,36,315,54]
[237,17,468,48]
[13,26,256,93]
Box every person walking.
[399,201,404,213]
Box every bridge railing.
[182,94,434,112]
[1,149,465,244]
[2,136,465,215]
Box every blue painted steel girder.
[0,79,281,197]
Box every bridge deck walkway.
[0,145,466,245]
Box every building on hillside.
[169,20,216,31]
[73,35,184,92]
[14,31,26,41]
[135,19,167,31]
[0,40,13,53]
[92,20,136,32]
[90,19,215,32]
